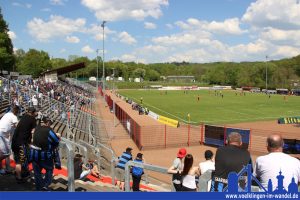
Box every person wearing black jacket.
[11,107,36,183]
[211,132,252,192]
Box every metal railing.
[79,140,118,185]
[61,137,88,163]
[59,140,75,192]
[124,161,169,192]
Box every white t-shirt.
[0,112,18,138]
[32,97,38,106]
[254,152,300,191]
[199,160,215,175]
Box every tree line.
[1,8,300,89]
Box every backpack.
[132,160,143,177]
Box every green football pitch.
[118,90,300,124]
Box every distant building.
[134,77,143,82]
[117,77,124,81]
[166,75,195,82]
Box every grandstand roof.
[42,62,86,76]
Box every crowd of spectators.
[0,76,98,191]
[167,132,300,192]
[0,77,96,132]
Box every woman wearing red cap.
[167,148,187,191]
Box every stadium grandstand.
[0,63,299,192]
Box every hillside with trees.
[1,6,299,89]
[12,49,300,89]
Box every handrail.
[96,143,118,185]
[124,161,168,192]
[59,140,75,192]
[61,138,88,164]
[78,140,104,182]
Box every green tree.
[17,49,52,77]
[133,68,146,79]
[0,8,15,71]
[146,69,160,81]
[51,58,68,69]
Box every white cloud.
[118,31,137,45]
[27,15,86,42]
[260,28,300,46]
[81,45,94,53]
[65,36,80,43]
[50,0,66,5]
[8,31,17,40]
[144,22,157,29]
[175,18,246,35]
[81,0,168,21]
[41,8,51,12]
[152,31,212,46]
[12,2,32,8]
[12,2,22,7]
[166,23,174,29]
[229,39,268,55]
[272,46,300,58]
[59,48,66,53]
[85,24,115,41]
[120,54,137,62]
[242,0,300,30]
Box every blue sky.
[2,0,300,63]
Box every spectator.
[115,147,133,191]
[212,132,252,192]
[168,148,187,191]
[0,106,19,174]
[198,150,215,191]
[36,110,43,126]
[74,154,101,180]
[181,154,200,191]
[199,150,215,175]
[61,110,66,123]
[11,107,37,182]
[29,117,61,191]
[254,134,300,191]
[32,95,38,108]
[132,153,144,191]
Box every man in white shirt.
[0,106,19,174]
[199,150,215,175]
[199,150,215,191]
[254,134,300,192]
[32,95,38,108]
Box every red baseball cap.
[177,148,187,158]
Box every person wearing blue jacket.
[132,153,144,191]
[115,147,132,191]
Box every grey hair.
[227,132,242,144]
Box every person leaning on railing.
[168,148,187,191]
[115,147,133,191]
